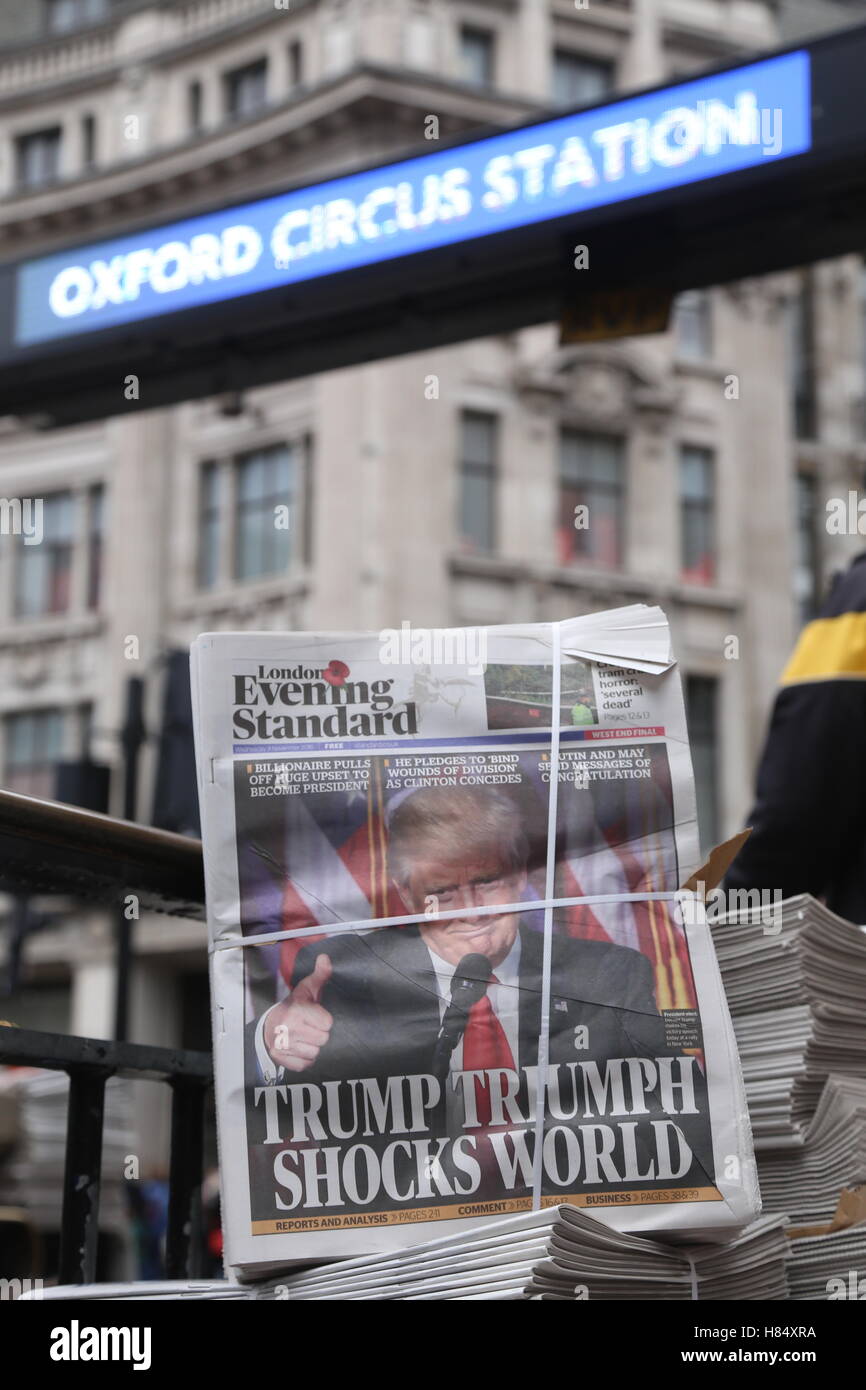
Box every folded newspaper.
[191,606,759,1277]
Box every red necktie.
[462,977,515,1127]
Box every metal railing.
[0,789,211,1284]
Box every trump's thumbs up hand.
[264,954,334,1073]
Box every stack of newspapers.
[249,1206,789,1301]
[710,894,866,1148]
[757,1076,866,1228]
[786,1219,866,1300]
[711,894,866,1297]
[21,1281,252,1302]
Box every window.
[557,430,624,567]
[15,492,74,618]
[197,443,305,589]
[552,50,613,108]
[86,484,104,610]
[188,80,203,133]
[46,0,108,33]
[459,412,497,552]
[685,676,720,854]
[16,127,62,190]
[680,446,715,585]
[787,274,817,439]
[81,113,96,171]
[288,40,304,89]
[673,290,712,361]
[224,59,268,120]
[4,709,66,799]
[794,472,820,625]
[198,462,222,591]
[235,446,295,581]
[459,27,494,88]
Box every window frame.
[557,428,625,569]
[458,409,498,554]
[673,290,713,362]
[684,674,721,853]
[15,125,62,190]
[679,443,716,586]
[551,48,614,109]
[3,706,67,800]
[458,25,495,89]
[223,58,269,122]
[14,490,76,620]
[195,438,310,592]
[794,470,820,625]
[232,445,296,584]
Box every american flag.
[241,749,697,1013]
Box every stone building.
[0,0,864,1168]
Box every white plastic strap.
[530,620,562,1210]
[208,889,681,952]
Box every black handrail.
[0,791,212,1283]
[0,1027,213,1284]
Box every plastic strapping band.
[530,620,562,1210]
[208,889,682,952]
[687,1255,699,1301]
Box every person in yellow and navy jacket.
[726,553,866,923]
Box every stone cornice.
[0,63,539,259]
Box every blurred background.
[0,0,865,1282]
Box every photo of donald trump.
[253,782,671,1099]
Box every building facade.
[1,0,865,1168]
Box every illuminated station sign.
[15,51,810,347]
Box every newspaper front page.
[191,607,759,1275]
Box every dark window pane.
[552,50,613,108]
[15,492,74,618]
[16,128,62,188]
[685,676,720,853]
[225,60,268,120]
[233,445,295,581]
[459,411,496,552]
[87,484,104,610]
[680,446,715,584]
[557,430,624,566]
[674,290,712,361]
[189,80,203,132]
[4,708,66,798]
[460,28,494,88]
[787,274,817,439]
[197,462,222,590]
[794,472,820,625]
[47,0,108,34]
[81,113,96,169]
[289,41,303,88]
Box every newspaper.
[190,606,759,1276]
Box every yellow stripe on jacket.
[781,611,866,685]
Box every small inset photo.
[484,661,598,730]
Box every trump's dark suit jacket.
[283,922,670,1082]
[246,923,716,1196]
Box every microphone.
[432,953,492,1079]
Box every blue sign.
[14,51,810,347]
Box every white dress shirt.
[425,932,522,1073]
